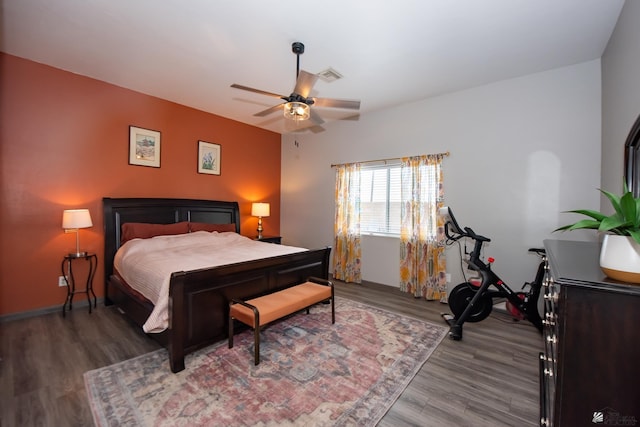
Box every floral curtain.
[399,154,447,302]
[333,163,362,283]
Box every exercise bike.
[440,207,545,340]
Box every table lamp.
[251,202,270,238]
[62,209,93,257]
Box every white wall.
[281,60,602,291]
[602,0,640,199]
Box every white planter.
[599,234,640,284]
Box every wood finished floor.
[0,281,543,427]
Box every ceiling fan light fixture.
[283,101,310,121]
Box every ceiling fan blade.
[312,97,361,110]
[254,103,284,117]
[309,109,325,125]
[288,123,325,134]
[342,112,361,121]
[293,70,318,98]
[231,84,284,99]
[308,125,326,134]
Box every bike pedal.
[441,313,455,325]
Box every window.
[360,164,401,235]
[360,160,442,237]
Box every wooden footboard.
[167,247,331,372]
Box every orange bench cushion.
[230,282,332,327]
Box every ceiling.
[1,0,625,135]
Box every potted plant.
[555,185,640,283]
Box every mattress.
[114,231,307,332]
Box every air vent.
[317,67,343,83]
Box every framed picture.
[129,126,161,168]
[198,141,221,175]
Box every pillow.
[189,222,236,233]
[121,221,189,244]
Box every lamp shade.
[283,102,310,121]
[251,203,270,217]
[62,209,93,229]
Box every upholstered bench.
[228,277,334,365]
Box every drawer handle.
[539,354,555,364]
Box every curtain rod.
[330,151,450,168]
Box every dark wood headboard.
[102,197,241,284]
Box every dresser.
[541,240,640,427]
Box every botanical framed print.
[198,141,221,175]
[129,126,161,168]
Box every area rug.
[84,298,447,426]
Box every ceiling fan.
[231,42,360,127]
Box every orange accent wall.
[0,53,282,316]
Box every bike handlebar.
[444,222,490,244]
[463,226,490,243]
[441,208,491,269]
[443,220,491,272]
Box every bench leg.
[254,319,260,365]
[229,317,234,349]
[331,296,335,324]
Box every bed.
[103,197,331,372]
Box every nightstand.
[254,235,281,244]
[61,252,98,317]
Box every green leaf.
[564,209,607,221]
[600,188,623,216]
[629,229,640,245]
[620,191,638,225]
[599,215,630,232]
[553,225,572,232]
[564,219,602,231]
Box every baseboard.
[332,276,400,289]
[0,298,105,323]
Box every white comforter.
[114,231,307,333]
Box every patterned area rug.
[85,298,447,426]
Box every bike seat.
[528,248,546,255]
